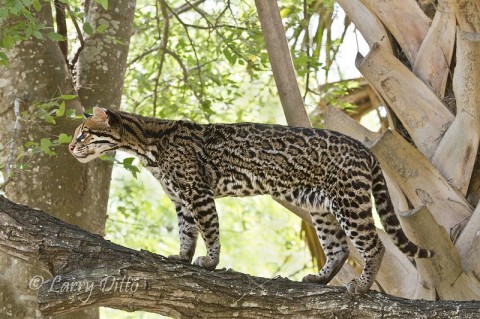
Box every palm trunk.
[331,0,480,299]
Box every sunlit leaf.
[60,94,77,100]
[122,157,140,178]
[83,22,93,36]
[56,101,65,117]
[32,30,43,40]
[40,138,56,156]
[57,133,71,144]
[97,23,109,33]
[43,114,56,124]
[96,0,108,10]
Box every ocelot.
[69,107,433,294]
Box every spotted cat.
[69,107,433,294]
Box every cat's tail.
[370,158,434,259]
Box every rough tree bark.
[0,1,136,318]
[0,196,478,318]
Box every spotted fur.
[69,107,433,294]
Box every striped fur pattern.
[69,107,433,294]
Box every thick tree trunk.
[76,0,136,109]
[0,196,478,318]
[0,1,136,318]
[0,5,98,319]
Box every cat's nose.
[68,144,75,153]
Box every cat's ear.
[92,106,120,127]
[92,107,110,126]
[83,112,93,119]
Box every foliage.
[320,79,360,112]
[125,0,269,122]
[0,0,43,66]
[0,0,353,118]
[123,0,350,122]
[0,0,72,66]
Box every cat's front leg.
[168,202,198,263]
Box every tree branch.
[0,196,479,318]
[54,0,68,60]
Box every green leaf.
[16,162,30,170]
[280,7,292,18]
[223,48,237,65]
[66,109,76,118]
[32,30,43,40]
[2,35,14,49]
[57,133,71,144]
[40,138,56,156]
[32,0,42,11]
[122,157,140,178]
[96,0,108,10]
[48,32,65,41]
[96,23,108,33]
[123,157,135,165]
[43,114,56,124]
[40,138,51,148]
[56,101,65,117]
[100,154,114,162]
[0,8,8,20]
[24,141,39,148]
[0,52,8,67]
[83,22,93,36]
[59,94,77,100]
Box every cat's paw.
[302,274,329,284]
[168,254,192,263]
[194,256,218,270]
[346,279,369,294]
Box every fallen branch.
[0,196,479,318]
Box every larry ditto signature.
[29,274,140,303]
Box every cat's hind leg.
[338,198,385,294]
[302,210,349,284]
[274,189,349,284]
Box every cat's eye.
[76,131,89,143]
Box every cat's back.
[203,122,368,157]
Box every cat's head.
[69,107,123,163]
